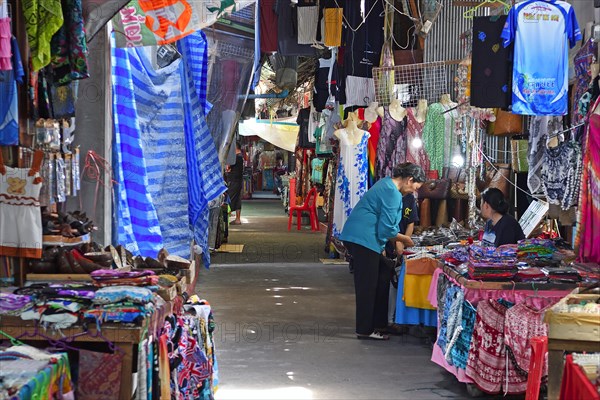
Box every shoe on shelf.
[356,332,390,341]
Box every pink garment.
[405,108,430,172]
[428,267,444,308]
[504,303,549,394]
[0,18,11,71]
[431,342,474,383]
[576,109,600,263]
[466,299,512,394]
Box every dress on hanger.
[0,151,44,258]
[0,36,24,146]
[405,108,430,172]
[542,140,582,210]
[332,129,369,238]
[376,106,407,180]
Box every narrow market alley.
[200,199,471,400]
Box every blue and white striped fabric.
[112,45,164,257]
[113,46,191,257]
[178,31,212,117]
[179,32,227,267]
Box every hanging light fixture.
[451,145,465,167]
[411,137,423,149]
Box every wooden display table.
[0,316,152,399]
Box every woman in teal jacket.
[340,163,425,340]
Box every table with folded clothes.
[428,238,589,396]
[0,345,73,400]
[0,263,218,400]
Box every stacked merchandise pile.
[84,270,158,324]
[517,239,557,267]
[468,245,518,281]
[15,284,97,329]
[0,345,73,399]
[514,267,547,283]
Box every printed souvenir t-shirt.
[501,0,581,116]
[482,214,526,247]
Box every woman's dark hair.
[481,188,509,214]
[392,163,426,183]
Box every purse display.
[444,167,468,200]
[417,179,451,200]
[477,163,511,198]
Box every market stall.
[427,239,598,397]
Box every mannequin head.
[389,99,407,121]
[364,102,379,123]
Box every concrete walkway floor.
[198,263,472,400]
[201,200,520,399]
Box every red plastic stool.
[288,187,319,231]
[525,336,548,400]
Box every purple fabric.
[0,293,32,312]
[90,269,155,279]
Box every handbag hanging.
[477,162,511,199]
[488,109,523,135]
[417,179,451,200]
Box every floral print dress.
[332,129,370,238]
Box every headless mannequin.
[415,99,428,123]
[440,93,453,106]
[335,119,364,145]
[364,102,379,123]
[388,99,407,121]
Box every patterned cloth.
[466,299,520,395]
[449,301,477,369]
[92,286,154,305]
[376,106,407,181]
[332,129,369,238]
[422,103,447,174]
[0,17,10,71]
[357,108,381,187]
[0,36,24,146]
[542,141,582,210]
[405,108,430,172]
[504,303,549,394]
[50,0,89,85]
[437,284,462,354]
[576,105,600,263]
[527,116,563,194]
[21,0,64,71]
[572,39,598,123]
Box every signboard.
[519,200,550,238]
[112,0,253,47]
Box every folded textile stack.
[0,293,33,316]
[517,238,556,259]
[571,263,600,282]
[90,269,159,287]
[84,286,155,324]
[468,245,518,281]
[17,284,97,329]
[441,246,469,266]
[546,267,582,283]
[515,267,548,282]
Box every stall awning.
[238,119,299,153]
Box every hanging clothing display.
[422,103,447,174]
[503,303,549,394]
[313,56,340,112]
[527,116,562,194]
[0,15,10,70]
[448,301,476,370]
[541,141,582,210]
[50,0,89,85]
[260,0,278,52]
[332,129,369,238]
[0,36,24,145]
[376,107,407,181]
[0,150,44,259]
[311,158,325,184]
[297,5,318,45]
[470,16,511,109]
[576,102,600,263]
[572,39,598,123]
[277,0,317,56]
[405,108,430,173]
[356,108,381,187]
[501,0,581,115]
[21,0,64,71]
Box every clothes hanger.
[0,328,26,346]
[463,0,510,19]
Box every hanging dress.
[422,103,447,175]
[332,129,369,238]
[376,106,407,180]
[0,150,44,258]
[405,107,431,172]
[576,100,600,263]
